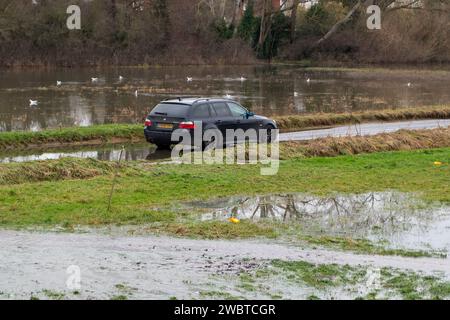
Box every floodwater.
[1,230,449,300]
[186,192,450,254]
[2,65,450,132]
[0,143,160,164]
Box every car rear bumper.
[144,129,173,145]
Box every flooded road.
[1,230,449,300]
[2,65,450,132]
[0,118,448,163]
[279,119,450,141]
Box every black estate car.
[144,97,277,149]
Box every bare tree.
[314,0,431,46]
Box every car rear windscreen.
[150,103,190,117]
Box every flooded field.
[2,65,450,132]
[185,192,450,255]
[1,230,450,300]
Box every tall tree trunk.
[258,0,272,50]
[316,0,364,46]
[290,0,299,43]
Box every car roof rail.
[163,96,201,102]
[192,98,211,104]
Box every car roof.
[161,97,234,106]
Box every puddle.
[0,143,171,163]
[186,192,450,253]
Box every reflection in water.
[0,143,160,163]
[2,65,450,131]
[189,192,450,252]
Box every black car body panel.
[144,98,277,147]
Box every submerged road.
[279,119,450,142]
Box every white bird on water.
[56,81,62,86]
[29,99,38,106]
[119,76,124,81]
[306,78,311,83]
[407,82,412,87]
[186,77,193,82]
[134,90,139,97]
[91,77,99,83]
[240,76,247,82]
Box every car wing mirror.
[246,111,255,119]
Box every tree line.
[0,0,448,67]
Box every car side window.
[191,104,211,118]
[228,102,247,118]
[212,102,232,117]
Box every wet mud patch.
[183,191,450,256]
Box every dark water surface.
[2,65,450,132]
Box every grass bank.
[1,105,449,150]
[0,124,143,150]
[274,105,450,132]
[280,127,450,159]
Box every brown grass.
[274,106,450,132]
[280,127,450,159]
[0,158,118,185]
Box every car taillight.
[179,121,196,129]
[144,119,152,127]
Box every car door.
[190,103,213,127]
[211,102,236,141]
[227,102,261,132]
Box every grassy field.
[1,105,449,150]
[0,147,448,258]
[0,147,448,229]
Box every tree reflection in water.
[199,192,441,238]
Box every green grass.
[299,235,445,259]
[0,158,122,185]
[380,268,450,300]
[0,124,143,149]
[229,259,450,300]
[0,148,448,233]
[271,260,365,288]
